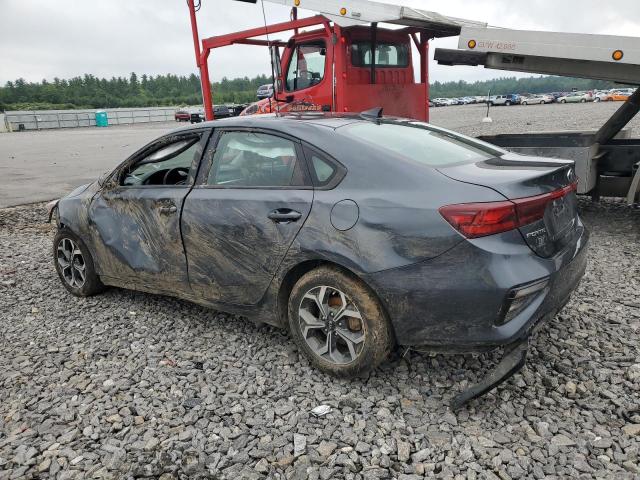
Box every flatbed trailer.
[435,27,640,204]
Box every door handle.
[268,208,302,224]
[158,205,177,215]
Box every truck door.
[282,39,333,112]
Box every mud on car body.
[49,113,588,406]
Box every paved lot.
[1,101,639,208]
[0,199,638,479]
[0,123,176,208]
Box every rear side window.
[350,41,409,67]
[207,131,305,187]
[341,123,498,167]
[302,145,345,188]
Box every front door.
[182,129,313,305]
[88,131,208,293]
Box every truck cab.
[242,26,425,119]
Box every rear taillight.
[439,182,577,239]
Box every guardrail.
[3,107,179,131]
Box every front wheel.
[522,102,528,106]
[581,98,587,103]
[288,266,394,377]
[560,99,567,103]
[594,97,601,103]
[53,229,104,297]
[505,101,512,106]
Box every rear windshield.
[340,122,499,166]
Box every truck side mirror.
[285,95,294,103]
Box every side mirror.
[285,95,294,103]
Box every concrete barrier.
[4,107,179,131]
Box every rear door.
[182,128,313,305]
[88,130,210,293]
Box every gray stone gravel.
[1,197,639,479]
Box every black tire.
[505,101,512,106]
[581,98,587,103]
[288,266,394,378]
[53,228,104,297]
[560,99,567,104]
[522,101,528,106]
[594,97,601,103]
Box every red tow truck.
[186,0,485,122]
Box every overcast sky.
[1,0,638,85]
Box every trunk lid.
[437,153,579,257]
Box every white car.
[557,92,594,103]
[521,94,553,105]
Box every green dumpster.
[95,110,108,127]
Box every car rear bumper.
[365,221,589,350]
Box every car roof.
[168,112,379,136]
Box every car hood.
[65,183,93,198]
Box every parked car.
[190,105,233,123]
[257,84,274,99]
[174,110,190,122]
[557,92,593,103]
[48,113,588,379]
[609,91,632,101]
[521,94,553,105]
[190,111,204,123]
[488,94,520,106]
[213,105,232,119]
[431,98,449,107]
[593,91,612,102]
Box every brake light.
[439,182,577,239]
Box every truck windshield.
[340,122,499,166]
[286,41,326,92]
[351,41,409,67]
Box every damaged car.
[49,111,588,407]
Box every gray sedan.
[49,113,588,399]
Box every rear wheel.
[505,101,512,106]
[581,98,587,103]
[53,229,104,297]
[288,266,394,377]
[594,97,601,103]
[522,101,528,106]
[560,99,567,103]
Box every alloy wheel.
[298,286,366,365]
[56,238,86,288]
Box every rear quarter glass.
[339,122,502,168]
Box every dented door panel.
[182,187,313,305]
[88,187,190,293]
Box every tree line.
[0,73,272,111]
[0,72,630,111]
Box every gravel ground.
[429,102,640,138]
[0,197,639,479]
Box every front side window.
[350,41,409,67]
[122,135,200,186]
[208,131,304,187]
[285,42,326,92]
